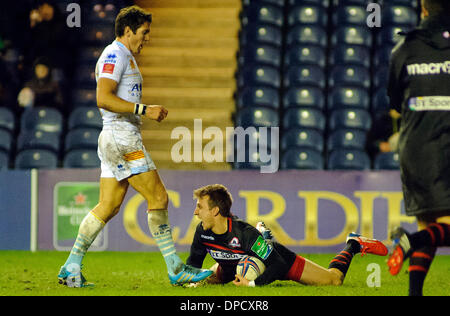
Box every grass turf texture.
[0,251,449,296]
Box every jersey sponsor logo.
[104,53,118,64]
[409,96,450,111]
[102,63,115,74]
[207,249,246,261]
[407,61,450,76]
[201,234,215,241]
[228,237,241,248]
[251,236,273,260]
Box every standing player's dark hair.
[193,184,233,217]
[115,5,152,37]
[422,0,450,16]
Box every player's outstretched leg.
[387,226,412,276]
[58,211,105,287]
[327,233,388,282]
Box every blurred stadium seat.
[329,45,371,68]
[287,5,328,27]
[20,107,63,134]
[281,147,324,170]
[331,25,373,47]
[282,87,325,110]
[241,2,284,27]
[283,65,326,89]
[238,44,282,68]
[65,128,100,152]
[17,130,61,153]
[382,5,418,27]
[332,5,368,26]
[237,65,281,89]
[15,149,58,169]
[327,148,371,170]
[240,23,283,47]
[71,89,97,108]
[374,152,400,170]
[327,87,370,111]
[235,106,279,128]
[0,129,12,153]
[284,44,326,68]
[68,107,103,130]
[286,25,328,48]
[328,65,370,89]
[328,108,372,131]
[236,86,280,109]
[283,107,326,131]
[0,150,9,170]
[281,128,324,152]
[327,128,367,152]
[63,149,101,168]
[0,107,16,133]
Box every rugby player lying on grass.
[186,184,388,287]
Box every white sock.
[64,211,105,268]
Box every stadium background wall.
[1,169,448,254]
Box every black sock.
[328,241,360,277]
[410,223,450,249]
[408,246,436,296]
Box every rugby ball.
[236,255,266,281]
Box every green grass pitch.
[0,251,448,296]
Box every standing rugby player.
[57,5,212,287]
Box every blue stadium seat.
[328,65,370,89]
[63,149,101,168]
[237,65,281,89]
[238,44,282,68]
[14,149,58,169]
[283,107,326,131]
[68,107,103,130]
[372,88,390,115]
[378,0,418,9]
[287,5,328,27]
[373,66,389,90]
[286,25,327,48]
[376,26,410,47]
[65,128,100,152]
[373,45,395,68]
[74,65,97,89]
[235,107,279,128]
[0,107,16,133]
[236,86,280,109]
[328,108,372,131]
[241,2,284,27]
[288,0,330,8]
[0,129,12,153]
[327,148,371,170]
[329,45,371,68]
[281,128,324,152]
[282,87,325,110]
[281,147,324,170]
[374,152,400,170]
[327,128,367,152]
[332,5,368,26]
[382,5,418,27]
[284,45,326,68]
[17,130,61,153]
[283,65,326,89]
[332,0,368,6]
[0,150,9,170]
[327,87,370,111]
[331,26,372,47]
[72,89,97,108]
[240,23,283,47]
[20,107,63,134]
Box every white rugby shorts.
[97,129,156,181]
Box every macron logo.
[407,61,450,76]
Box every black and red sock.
[328,240,360,277]
[409,223,450,249]
[408,246,437,296]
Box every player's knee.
[148,190,168,209]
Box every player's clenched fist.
[145,105,168,122]
[134,103,168,122]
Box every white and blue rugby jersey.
[95,40,143,131]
